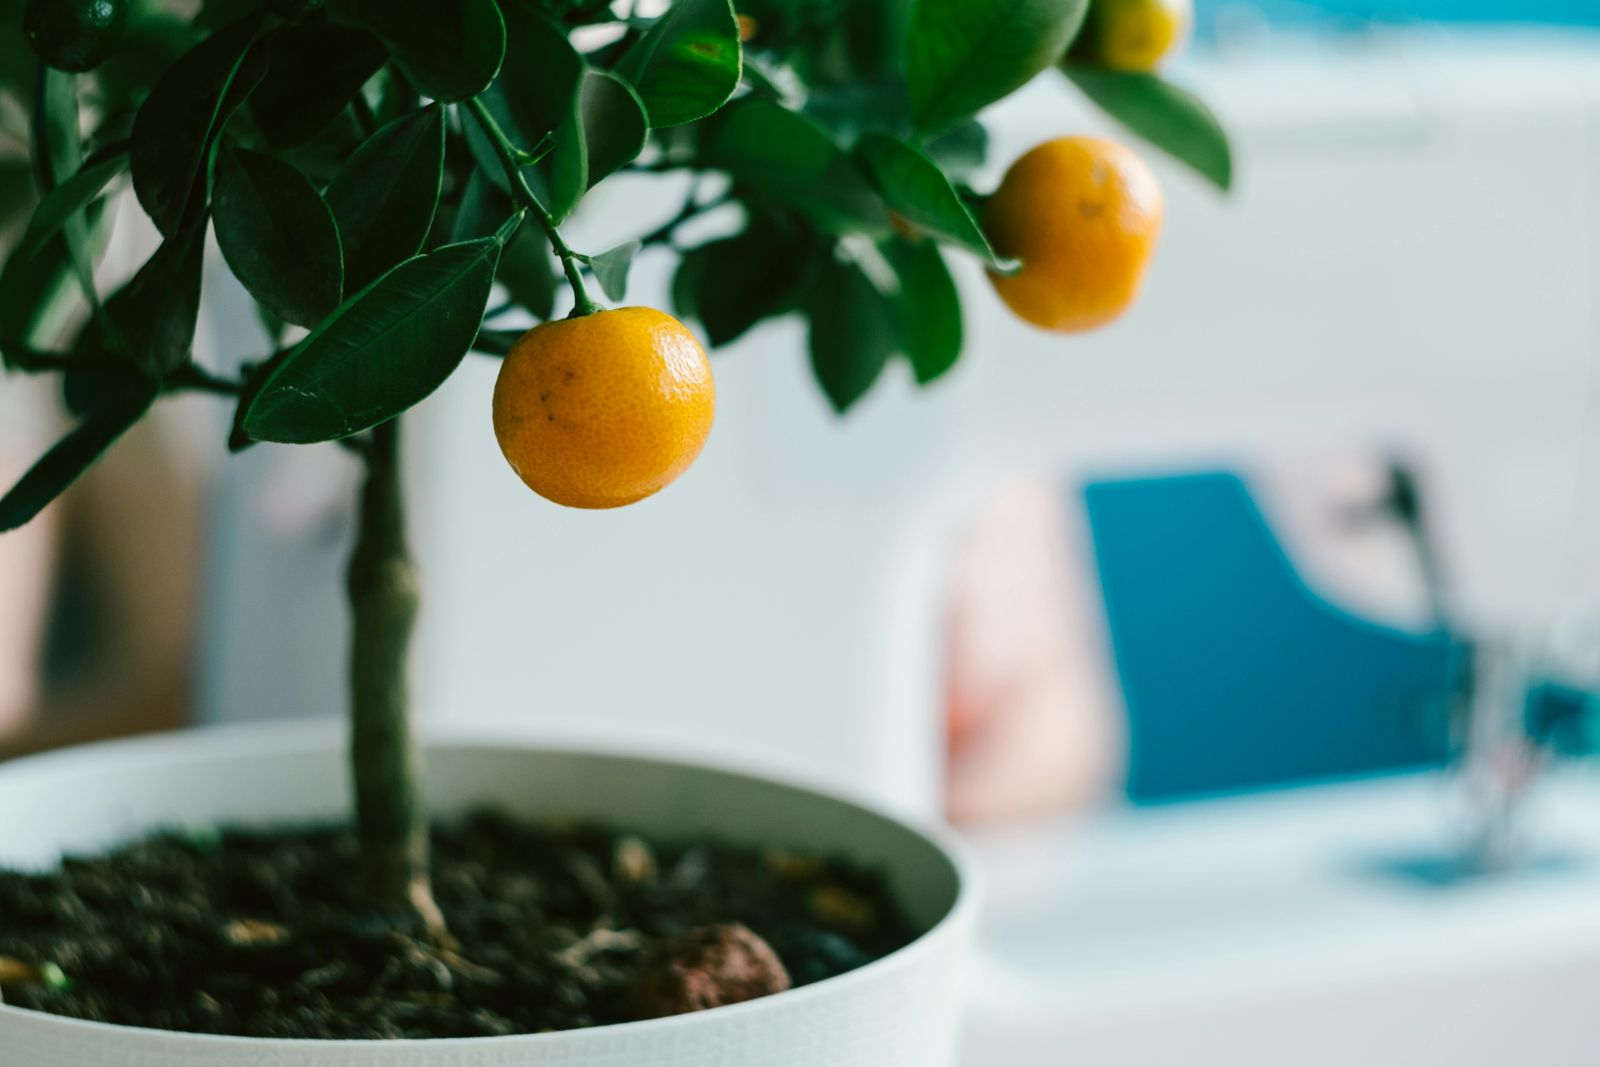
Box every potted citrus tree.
[0,0,1227,1062]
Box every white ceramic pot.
[0,722,976,1066]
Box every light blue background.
[1195,0,1600,35]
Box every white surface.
[962,767,1600,1065]
[200,30,1600,820]
[0,723,975,1066]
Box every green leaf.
[249,24,389,148]
[0,202,110,359]
[242,238,504,443]
[451,168,507,243]
[340,0,505,102]
[538,96,588,224]
[454,169,557,318]
[30,68,81,196]
[580,70,648,188]
[925,119,989,179]
[94,13,199,112]
[29,67,106,322]
[671,250,708,322]
[1064,66,1233,192]
[0,377,159,533]
[213,145,343,328]
[499,229,558,320]
[884,237,961,385]
[99,218,209,377]
[130,13,269,237]
[615,0,742,127]
[681,218,814,347]
[498,8,582,145]
[586,241,639,303]
[908,0,1087,135]
[806,256,896,414]
[472,326,525,356]
[0,159,31,239]
[703,99,889,235]
[17,152,127,263]
[325,105,445,292]
[461,82,516,196]
[854,132,999,264]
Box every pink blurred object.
[943,482,1122,826]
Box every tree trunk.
[346,417,445,936]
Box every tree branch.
[1,340,246,395]
[462,98,600,317]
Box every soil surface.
[0,812,915,1038]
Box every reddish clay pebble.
[631,923,791,1019]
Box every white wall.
[200,29,1600,816]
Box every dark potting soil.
[0,812,916,1039]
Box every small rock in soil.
[629,923,791,1019]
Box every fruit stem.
[463,97,601,317]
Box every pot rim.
[0,719,979,1049]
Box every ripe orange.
[492,307,715,509]
[1075,0,1192,73]
[982,136,1163,334]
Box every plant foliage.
[0,0,1232,521]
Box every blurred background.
[8,0,1600,1063]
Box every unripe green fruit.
[23,0,127,73]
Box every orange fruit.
[1075,0,1192,73]
[983,136,1163,334]
[492,307,715,509]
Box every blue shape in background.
[1193,0,1600,37]
[1084,472,1455,803]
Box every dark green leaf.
[455,170,557,318]
[17,152,127,262]
[451,168,507,243]
[325,105,445,292]
[0,377,159,533]
[0,156,31,223]
[586,241,639,303]
[130,13,269,237]
[340,0,505,102]
[30,68,81,196]
[0,201,110,359]
[580,71,648,188]
[925,119,989,178]
[498,227,557,319]
[671,249,707,322]
[806,256,895,414]
[498,8,582,145]
[0,238,71,365]
[1064,66,1233,191]
[908,0,1087,135]
[805,82,909,142]
[213,145,343,328]
[100,217,208,377]
[538,97,588,224]
[242,237,504,443]
[28,67,105,318]
[196,0,260,31]
[93,12,199,113]
[250,24,388,148]
[855,132,999,264]
[615,0,741,127]
[703,99,889,235]
[472,326,524,356]
[681,219,814,347]
[461,82,515,196]
[884,237,961,384]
